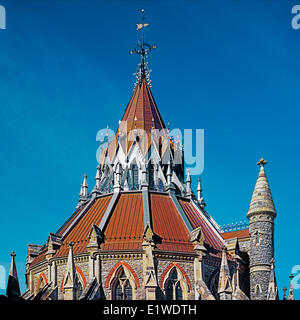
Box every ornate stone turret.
[197,177,206,208]
[63,242,78,300]
[217,246,233,300]
[267,259,278,300]
[81,174,88,197]
[247,158,276,300]
[186,169,192,198]
[95,165,101,190]
[77,174,89,207]
[6,252,21,299]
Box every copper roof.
[55,195,112,256]
[30,192,226,266]
[178,199,224,250]
[30,250,47,267]
[99,77,169,164]
[101,193,144,251]
[151,193,193,252]
[122,77,166,134]
[222,228,250,240]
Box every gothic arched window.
[158,178,164,191]
[112,268,133,300]
[256,284,261,297]
[164,268,183,300]
[175,282,183,300]
[148,163,155,188]
[37,277,45,293]
[35,273,48,295]
[131,164,139,189]
[115,283,123,300]
[255,232,260,245]
[209,271,220,300]
[76,280,84,300]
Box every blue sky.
[0,0,299,299]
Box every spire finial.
[288,273,295,300]
[130,9,156,87]
[257,157,267,167]
[79,174,88,201]
[197,177,206,208]
[95,164,101,189]
[166,161,172,186]
[186,169,192,198]
[6,251,21,299]
[82,174,88,197]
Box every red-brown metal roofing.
[55,195,112,257]
[56,204,87,236]
[101,193,144,251]
[99,78,169,164]
[222,228,250,240]
[122,77,166,135]
[30,250,47,267]
[150,193,194,252]
[30,192,227,268]
[179,199,223,250]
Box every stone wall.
[101,257,144,300]
[155,258,195,300]
[249,215,274,300]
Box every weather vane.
[130,9,156,88]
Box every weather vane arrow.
[130,9,156,88]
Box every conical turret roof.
[247,158,276,217]
[121,77,166,133]
[99,77,171,164]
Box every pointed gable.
[63,243,78,290]
[218,247,233,295]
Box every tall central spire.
[130,9,156,87]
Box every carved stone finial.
[257,157,267,167]
[288,274,295,300]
